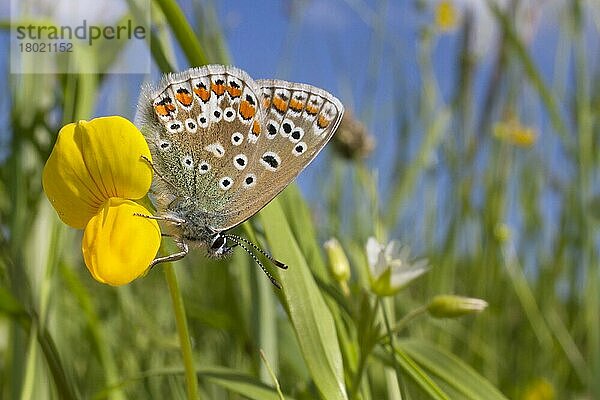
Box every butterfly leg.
[150,240,189,268]
[133,213,186,226]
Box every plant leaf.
[398,339,509,400]
[260,197,348,400]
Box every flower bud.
[494,223,512,242]
[427,295,488,318]
[331,111,375,160]
[324,238,351,283]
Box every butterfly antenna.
[225,234,288,270]
[224,235,283,289]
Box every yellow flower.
[521,378,555,400]
[435,0,458,32]
[82,198,161,285]
[493,118,538,147]
[43,116,160,286]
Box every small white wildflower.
[366,237,429,296]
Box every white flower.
[366,237,429,296]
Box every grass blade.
[260,197,348,400]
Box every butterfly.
[135,65,344,288]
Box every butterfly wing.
[136,66,343,232]
[136,65,266,215]
[214,79,344,231]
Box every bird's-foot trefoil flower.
[43,116,161,286]
[366,237,429,297]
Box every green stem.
[259,349,285,400]
[154,0,208,67]
[349,298,380,400]
[379,305,428,343]
[164,265,200,400]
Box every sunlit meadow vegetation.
[1,1,599,399]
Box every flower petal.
[366,237,384,273]
[43,122,107,228]
[78,116,153,200]
[82,198,160,286]
[390,263,428,289]
[384,240,403,260]
[366,238,378,265]
[42,116,153,229]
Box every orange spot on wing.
[227,85,242,98]
[194,86,210,102]
[317,114,331,129]
[263,98,271,108]
[289,98,304,112]
[154,97,176,117]
[239,100,256,120]
[212,82,226,96]
[154,104,170,117]
[305,104,319,115]
[252,120,261,135]
[272,97,288,113]
[175,90,193,106]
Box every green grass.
[1,1,599,399]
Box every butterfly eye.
[210,234,225,250]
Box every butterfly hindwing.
[136,65,265,213]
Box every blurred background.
[0,0,599,399]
